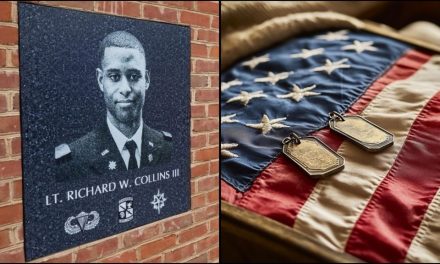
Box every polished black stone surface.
[19,3,190,261]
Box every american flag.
[221,29,440,262]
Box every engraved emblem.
[64,211,100,235]
[108,161,117,170]
[151,189,167,214]
[119,197,134,223]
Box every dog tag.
[282,132,344,178]
[328,111,393,152]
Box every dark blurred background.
[359,1,440,29]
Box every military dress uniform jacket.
[55,122,172,182]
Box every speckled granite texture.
[19,3,190,261]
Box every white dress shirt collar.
[107,117,143,169]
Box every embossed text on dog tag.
[282,133,344,178]
[328,111,393,152]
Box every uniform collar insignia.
[108,160,117,170]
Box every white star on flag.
[151,189,167,214]
[221,113,239,124]
[221,79,243,92]
[242,54,270,69]
[221,143,239,158]
[342,40,378,53]
[254,71,293,85]
[246,114,290,135]
[317,30,349,41]
[226,91,267,106]
[290,48,324,59]
[312,58,351,75]
[277,84,320,102]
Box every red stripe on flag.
[345,91,440,263]
[348,50,431,115]
[235,128,344,226]
[227,50,432,227]
[221,179,241,204]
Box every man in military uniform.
[55,31,172,182]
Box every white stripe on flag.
[405,188,440,263]
[292,56,440,251]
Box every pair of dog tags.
[282,112,393,178]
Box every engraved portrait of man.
[55,31,173,181]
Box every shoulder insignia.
[101,149,109,156]
[161,131,172,141]
[55,143,71,160]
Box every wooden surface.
[221,201,362,263]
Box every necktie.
[125,140,138,170]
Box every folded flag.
[221,29,409,192]
[221,29,440,263]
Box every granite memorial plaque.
[19,3,190,260]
